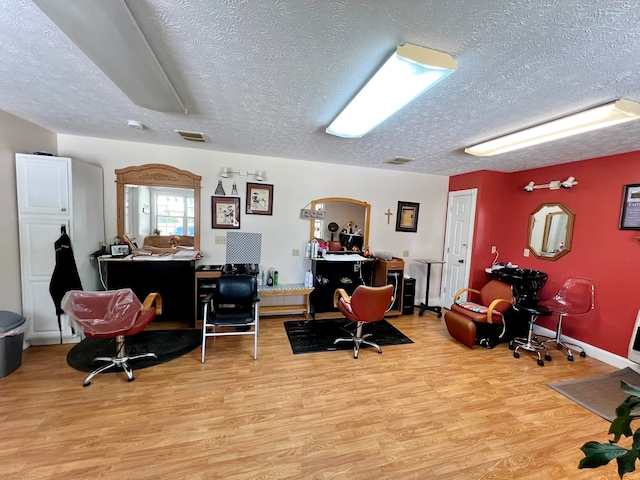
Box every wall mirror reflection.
[116,164,201,251]
[309,197,371,251]
[528,202,575,260]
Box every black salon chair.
[509,287,553,366]
[201,275,259,362]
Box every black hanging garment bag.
[49,225,83,343]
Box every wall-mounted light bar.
[220,168,265,182]
[465,99,640,157]
[523,177,577,192]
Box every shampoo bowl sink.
[496,268,548,306]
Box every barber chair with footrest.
[444,280,514,348]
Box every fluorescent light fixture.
[465,99,640,156]
[33,0,186,114]
[326,44,457,138]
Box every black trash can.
[0,311,27,378]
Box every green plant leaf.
[632,429,640,451]
[616,450,639,478]
[610,414,635,442]
[579,441,628,469]
[610,396,640,442]
[621,383,640,399]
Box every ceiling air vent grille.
[175,130,210,143]
[386,157,413,165]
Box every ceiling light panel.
[33,0,186,114]
[326,44,457,138]
[465,99,640,156]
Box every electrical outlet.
[523,248,530,257]
[491,246,497,254]
[215,236,227,244]
[292,248,300,256]
[403,250,409,257]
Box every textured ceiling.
[2,0,640,176]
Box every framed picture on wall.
[395,201,420,233]
[212,196,240,229]
[619,184,640,230]
[246,183,274,215]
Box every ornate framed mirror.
[527,202,575,260]
[116,164,201,250]
[309,197,371,250]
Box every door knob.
[458,259,464,263]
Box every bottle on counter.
[274,271,279,286]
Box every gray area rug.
[548,367,640,422]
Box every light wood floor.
[0,312,624,479]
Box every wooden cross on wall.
[385,208,393,224]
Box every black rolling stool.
[510,304,553,366]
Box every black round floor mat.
[67,329,201,372]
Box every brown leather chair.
[333,284,394,358]
[444,280,513,348]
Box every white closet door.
[19,218,76,344]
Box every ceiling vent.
[175,130,210,143]
[386,157,413,165]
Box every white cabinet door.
[19,218,80,344]
[16,155,70,216]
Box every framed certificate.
[619,184,640,230]
[396,201,420,233]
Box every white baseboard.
[533,325,640,373]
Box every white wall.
[58,135,449,301]
[0,111,57,314]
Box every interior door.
[441,189,477,307]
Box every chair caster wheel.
[83,382,91,387]
[128,377,135,382]
[437,313,442,318]
[580,351,586,357]
[377,351,382,354]
[567,355,574,362]
[545,353,552,361]
[509,343,515,350]
[537,359,544,366]
[513,352,520,358]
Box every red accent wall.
[449,151,640,357]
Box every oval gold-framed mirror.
[309,197,371,250]
[116,164,201,251]
[528,202,575,261]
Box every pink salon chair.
[62,289,162,386]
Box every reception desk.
[99,257,196,326]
